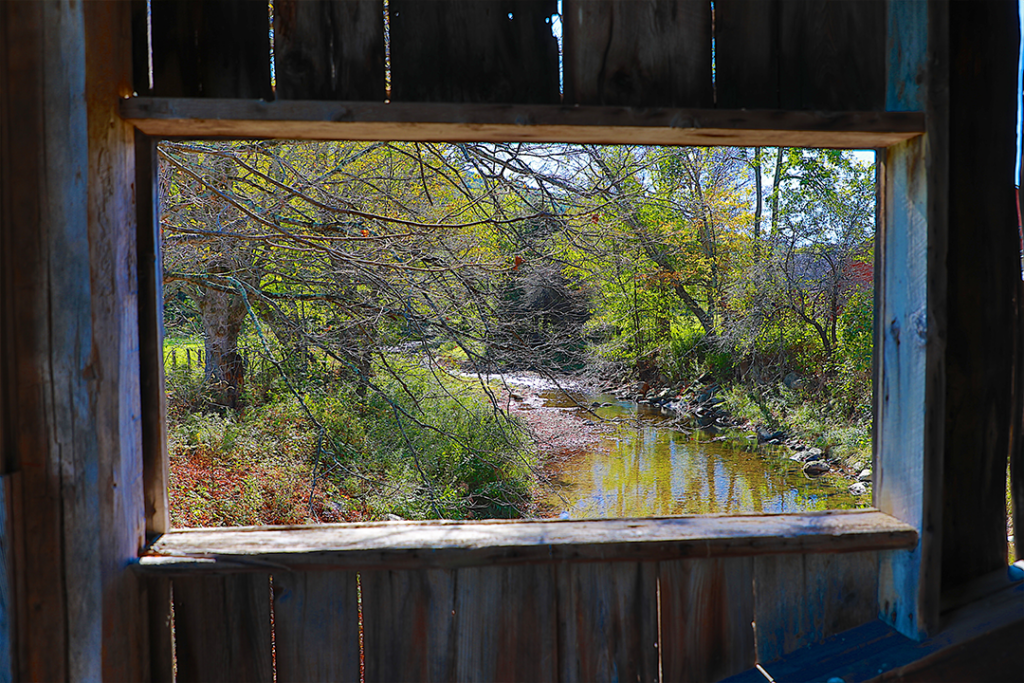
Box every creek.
[499,377,867,519]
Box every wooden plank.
[137,510,918,574]
[939,0,1020,593]
[806,551,879,638]
[136,132,170,538]
[130,0,150,95]
[361,568,457,682]
[725,583,1024,683]
[885,0,928,112]
[777,1,886,111]
[389,0,559,104]
[876,133,940,639]
[563,0,712,107]
[3,2,102,680]
[84,4,152,681]
[556,560,658,682]
[754,552,878,664]
[150,0,272,99]
[274,0,385,101]
[120,97,925,147]
[148,577,173,683]
[452,564,558,682]
[172,574,274,683]
[272,571,360,682]
[0,477,13,682]
[658,556,755,682]
[714,0,779,109]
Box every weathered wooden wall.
[154,550,879,683]
[135,0,894,113]
[940,0,1020,591]
[0,1,1021,681]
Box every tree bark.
[199,263,247,409]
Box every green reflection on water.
[539,393,865,519]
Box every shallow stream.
[515,383,866,519]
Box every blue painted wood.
[886,0,929,112]
[877,134,937,640]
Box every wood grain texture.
[714,0,779,109]
[84,4,152,680]
[753,552,878,664]
[563,0,712,107]
[939,0,1020,593]
[173,574,274,683]
[137,510,918,574]
[659,557,755,682]
[136,132,170,538]
[876,134,938,639]
[389,0,560,104]
[275,0,385,101]
[453,564,558,682]
[777,0,886,111]
[885,0,928,112]
[361,568,457,682]
[121,97,925,147]
[150,0,272,99]
[556,561,658,682]
[148,576,173,683]
[272,571,360,682]
[2,3,102,680]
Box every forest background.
[159,141,876,526]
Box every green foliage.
[166,341,536,524]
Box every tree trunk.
[199,266,247,409]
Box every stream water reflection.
[533,390,866,519]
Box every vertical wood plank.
[563,0,712,107]
[389,0,560,104]
[84,3,152,680]
[136,132,170,538]
[885,0,928,112]
[272,571,360,683]
[361,568,457,682]
[557,561,658,683]
[0,477,13,682]
[2,2,102,680]
[275,0,385,101]
[714,0,779,109]
[130,0,151,95]
[659,557,755,683]
[173,574,274,683]
[453,564,558,682]
[754,552,878,664]
[877,131,940,639]
[150,0,272,99]
[148,577,174,683]
[777,1,886,111]
[940,0,1020,593]
[752,554,816,663]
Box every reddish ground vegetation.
[169,447,366,527]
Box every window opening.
[159,141,876,528]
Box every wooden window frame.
[127,98,941,644]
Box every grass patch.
[166,345,536,526]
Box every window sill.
[135,508,917,574]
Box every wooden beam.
[135,510,917,574]
[875,0,943,641]
[135,132,169,539]
[2,2,103,679]
[119,98,924,148]
[940,0,1020,593]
